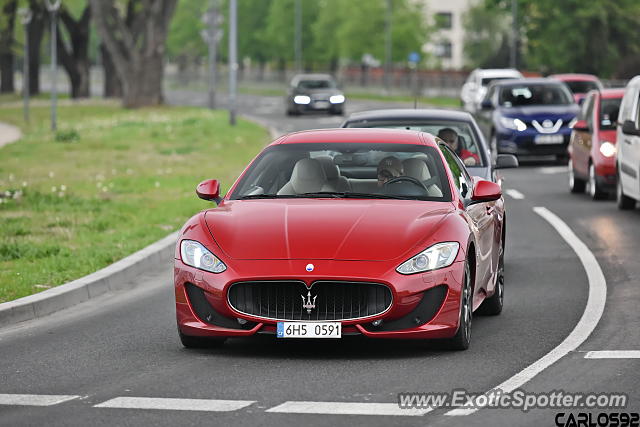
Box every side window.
[584,95,595,130]
[440,144,471,199]
[635,92,640,126]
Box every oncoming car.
[286,74,345,116]
[175,129,506,351]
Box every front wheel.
[588,163,607,200]
[568,158,586,193]
[616,173,636,210]
[443,261,472,350]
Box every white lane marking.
[505,189,525,200]
[538,166,568,175]
[266,401,432,417]
[585,351,640,359]
[94,397,256,412]
[0,394,79,406]
[446,206,607,416]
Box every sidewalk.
[0,122,22,149]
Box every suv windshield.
[600,98,622,130]
[230,143,452,202]
[565,80,600,94]
[342,120,484,167]
[297,79,335,90]
[499,83,573,106]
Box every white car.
[460,68,523,114]
[616,75,640,209]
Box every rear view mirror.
[622,120,640,136]
[495,154,519,169]
[480,99,493,110]
[196,179,222,204]
[572,119,589,132]
[471,179,502,203]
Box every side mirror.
[480,99,493,110]
[196,179,222,204]
[471,179,502,203]
[572,119,589,132]
[495,154,519,169]
[622,120,640,136]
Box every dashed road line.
[94,396,256,412]
[266,401,431,417]
[0,394,79,406]
[505,189,525,200]
[445,206,607,416]
[584,351,640,359]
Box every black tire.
[477,243,504,316]
[179,330,227,349]
[616,172,636,210]
[587,163,607,200]
[568,158,586,193]
[443,261,472,351]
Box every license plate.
[313,101,330,109]
[534,134,564,144]
[277,322,341,338]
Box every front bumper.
[175,259,464,340]
[496,128,572,158]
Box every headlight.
[180,240,227,273]
[396,242,460,275]
[499,117,527,131]
[293,95,311,105]
[599,141,616,158]
[329,94,345,104]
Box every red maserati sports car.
[174,128,505,350]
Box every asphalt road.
[1,92,638,426]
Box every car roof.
[489,77,565,88]
[343,108,474,123]
[549,73,601,82]
[272,128,435,147]
[596,88,626,99]
[291,73,334,82]
[475,68,522,78]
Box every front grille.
[228,281,393,321]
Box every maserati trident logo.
[301,291,317,314]
[305,263,314,272]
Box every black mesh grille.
[227,281,392,321]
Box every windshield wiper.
[301,191,415,200]
[238,194,292,199]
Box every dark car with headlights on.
[476,78,580,163]
[286,74,345,116]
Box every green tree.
[462,2,510,68]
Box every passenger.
[377,156,404,187]
[437,128,480,166]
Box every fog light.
[372,319,383,327]
[237,318,247,325]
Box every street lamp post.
[18,8,32,124]
[510,0,518,69]
[228,0,237,126]
[384,0,392,94]
[201,0,222,110]
[45,0,61,132]
[294,0,302,73]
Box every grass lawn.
[0,103,270,303]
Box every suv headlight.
[499,117,527,131]
[180,240,227,273]
[396,242,460,275]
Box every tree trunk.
[57,5,91,98]
[101,44,122,98]
[90,0,177,108]
[27,0,46,95]
[0,0,18,93]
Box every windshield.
[230,143,452,202]
[565,80,600,94]
[600,98,622,130]
[297,79,335,90]
[498,83,573,106]
[342,120,484,167]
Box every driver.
[377,156,404,187]
[437,128,479,166]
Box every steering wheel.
[384,176,428,192]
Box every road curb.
[0,231,179,327]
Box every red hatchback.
[174,128,506,350]
[568,89,624,199]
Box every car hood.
[498,104,579,120]
[205,199,454,261]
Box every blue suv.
[476,78,580,162]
